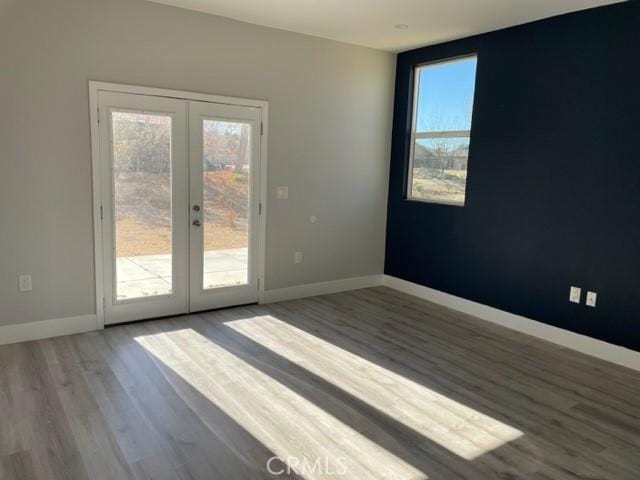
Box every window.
[408,55,477,205]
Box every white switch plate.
[569,286,581,304]
[294,251,303,264]
[586,291,597,307]
[276,186,289,199]
[19,274,32,292]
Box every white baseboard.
[263,275,384,304]
[0,314,99,346]
[5,276,637,372]
[383,275,640,372]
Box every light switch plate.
[19,274,32,292]
[569,286,581,304]
[294,251,303,264]
[276,186,289,199]
[586,291,597,307]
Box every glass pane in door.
[201,119,250,289]
[112,111,173,300]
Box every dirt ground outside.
[411,167,467,204]
[115,217,247,257]
[115,170,248,257]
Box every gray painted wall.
[0,0,394,326]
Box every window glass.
[409,56,477,205]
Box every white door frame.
[89,81,269,329]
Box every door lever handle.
[192,220,201,227]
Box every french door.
[96,90,262,325]
[188,100,261,312]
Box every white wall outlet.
[294,251,303,264]
[19,274,32,292]
[276,186,289,199]
[569,286,581,304]
[586,291,597,307]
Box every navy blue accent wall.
[385,1,640,352]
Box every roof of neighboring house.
[414,143,469,159]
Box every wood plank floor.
[1,287,639,479]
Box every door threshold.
[104,302,259,328]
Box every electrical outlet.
[586,291,597,307]
[294,251,303,264]
[19,274,32,292]
[569,286,581,304]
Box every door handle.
[192,205,201,212]
[192,220,201,227]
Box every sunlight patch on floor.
[135,328,426,480]
[224,314,523,460]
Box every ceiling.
[146,0,622,51]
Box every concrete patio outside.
[115,247,248,300]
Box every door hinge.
[97,107,100,123]
[257,278,261,290]
[260,122,264,136]
[100,205,104,220]
[258,203,262,215]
